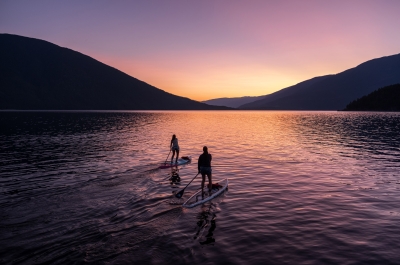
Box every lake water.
[1,111,400,265]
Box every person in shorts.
[198,146,212,192]
[170,134,180,164]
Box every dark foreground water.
[1,111,400,265]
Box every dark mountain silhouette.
[202,95,267,108]
[343,84,400,111]
[239,53,400,110]
[0,34,230,110]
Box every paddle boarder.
[170,134,180,164]
[198,146,212,193]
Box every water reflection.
[1,111,400,265]
[292,112,400,153]
[194,204,217,245]
[168,168,181,184]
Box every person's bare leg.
[176,150,179,163]
[171,150,175,163]
[208,173,212,191]
[201,174,205,197]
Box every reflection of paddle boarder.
[194,204,216,245]
[170,134,180,164]
[200,217,216,245]
[169,168,180,184]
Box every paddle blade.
[175,189,184,198]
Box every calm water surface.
[1,111,400,265]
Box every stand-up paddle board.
[159,156,191,169]
[182,179,228,208]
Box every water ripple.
[1,111,400,264]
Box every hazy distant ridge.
[0,34,229,110]
[239,54,400,110]
[202,96,266,108]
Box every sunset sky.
[1,0,400,101]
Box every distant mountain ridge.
[239,53,400,110]
[0,34,230,110]
[202,95,266,108]
[343,83,400,111]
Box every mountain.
[239,54,400,110]
[0,34,230,110]
[343,84,400,111]
[202,95,267,108]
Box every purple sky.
[1,0,400,100]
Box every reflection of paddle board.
[159,156,191,169]
[182,179,228,208]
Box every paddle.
[175,173,199,198]
[164,150,171,165]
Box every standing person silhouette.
[198,146,212,193]
[170,134,180,164]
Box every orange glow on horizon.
[102,62,300,101]
[93,53,355,102]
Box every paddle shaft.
[164,150,171,164]
[183,173,199,190]
[175,173,199,198]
